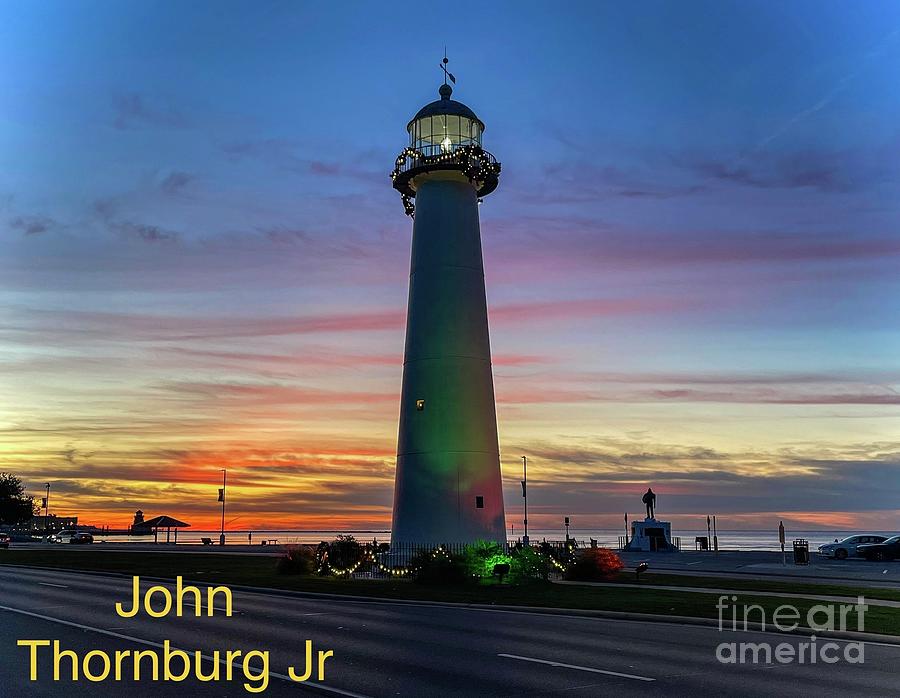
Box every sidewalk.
[556,579,900,608]
[617,550,900,587]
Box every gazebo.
[134,515,191,544]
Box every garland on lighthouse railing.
[390,145,501,218]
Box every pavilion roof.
[137,515,190,529]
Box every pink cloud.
[490,297,685,323]
[157,381,395,406]
[14,296,676,345]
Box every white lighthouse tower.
[390,67,506,546]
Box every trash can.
[792,539,809,565]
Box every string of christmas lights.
[314,543,569,579]
[390,145,501,217]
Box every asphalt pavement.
[1,566,898,697]
[617,550,900,586]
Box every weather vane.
[439,48,456,85]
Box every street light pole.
[521,456,529,546]
[44,482,50,542]
[219,469,226,546]
[713,514,718,555]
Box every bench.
[201,537,213,546]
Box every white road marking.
[498,653,656,681]
[0,604,371,698]
[37,582,68,588]
[798,636,900,650]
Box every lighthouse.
[389,67,506,546]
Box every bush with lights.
[461,539,512,582]
[408,546,469,586]
[564,547,624,582]
[508,544,557,583]
[315,534,364,578]
[312,535,583,586]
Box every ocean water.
[97,528,899,551]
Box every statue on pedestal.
[626,487,674,553]
[642,488,656,520]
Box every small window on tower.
[415,399,425,411]
[475,496,484,509]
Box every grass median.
[2,548,898,636]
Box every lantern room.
[391,82,501,216]
[407,83,484,156]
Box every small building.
[131,515,190,544]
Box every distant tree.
[0,473,38,525]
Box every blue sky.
[1,1,898,529]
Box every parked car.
[71,532,93,544]
[818,535,888,559]
[858,536,900,562]
[0,533,10,548]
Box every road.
[0,566,897,697]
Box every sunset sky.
[2,1,899,532]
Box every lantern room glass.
[408,115,482,156]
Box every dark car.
[71,532,93,545]
[858,535,900,561]
[0,533,9,549]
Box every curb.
[3,562,899,646]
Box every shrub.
[409,548,469,586]
[462,540,509,580]
[315,535,363,576]
[565,547,624,582]
[510,545,554,583]
[276,546,316,575]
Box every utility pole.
[521,456,529,546]
[219,469,226,546]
